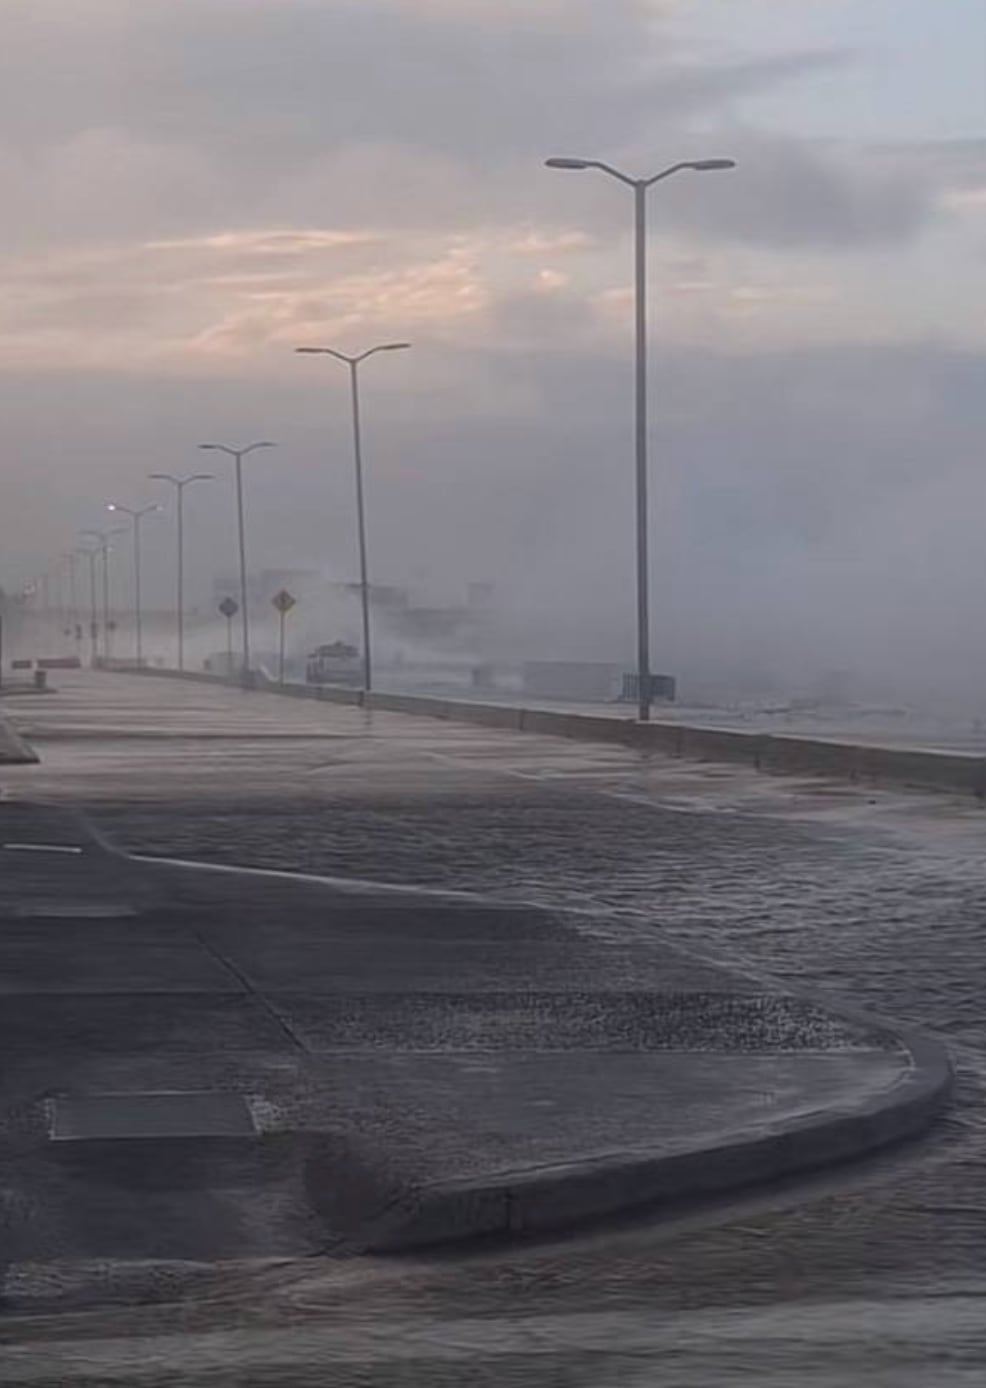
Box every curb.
[357,1028,952,1251]
[0,716,39,765]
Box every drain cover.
[48,1092,257,1141]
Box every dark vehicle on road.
[305,641,361,686]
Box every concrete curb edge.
[358,1028,953,1251]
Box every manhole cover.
[48,1092,257,1141]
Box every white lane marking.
[2,842,84,854]
[423,748,550,781]
[11,903,138,918]
[422,749,746,816]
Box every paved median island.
[0,800,952,1284]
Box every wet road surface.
[3,672,986,1383]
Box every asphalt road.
[3,672,986,1385]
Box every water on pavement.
[3,672,986,1385]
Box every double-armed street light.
[149,472,213,671]
[106,502,161,665]
[80,527,126,662]
[196,443,275,681]
[295,343,411,694]
[545,155,736,721]
[63,550,82,657]
[75,543,100,666]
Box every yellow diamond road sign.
[272,589,296,614]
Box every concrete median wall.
[100,666,986,800]
[446,699,525,731]
[314,684,363,707]
[99,661,229,687]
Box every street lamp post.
[149,472,213,672]
[39,573,50,651]
[106,503,161,666]
[49,564,65,650]
[64,550,82,659]
[545,155,735,721]
[81,528,126,663]
[197,443,275,682]
[76,546,100,666]
[295,342,411,694]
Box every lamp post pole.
[545,154,735,720]
[295,342,411,693]
[197,443,275,683]
[77,546,99,666]
[106,503,161,666]
[65,550,81,659]
[149,472,213,671]
[81,528,125,663]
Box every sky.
[1,0,985,702]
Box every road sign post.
[271,589,296,685]
[218,596,239,677]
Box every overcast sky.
[2,1,985,699]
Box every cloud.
[616,135,932,249]
[145,230,380,256]
[0,0,963,288]
[0,3,860,230]
[0,235,487,370]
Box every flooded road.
[7,1289,986,1386]
[4,673,986,1383]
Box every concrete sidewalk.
[87,664,986,797]
[0,801,951,1284]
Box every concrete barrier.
[97,667,986,800]
[519,709,633,745]
[367,691,453,720]
[853,742,986,796]
[316,684,364,707]
[760,733,864,780]
[101,662,230,686]
[442,699,525,732]
[265,680,319,701]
